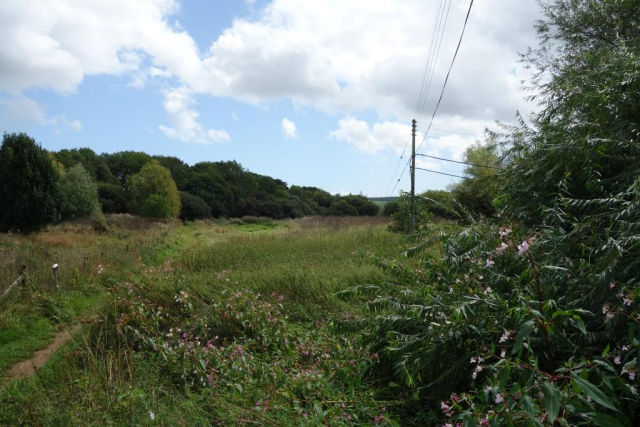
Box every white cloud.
[158,87,230,144]
[0,0,541,141]
[329,116,410,155]
[281,118,298,139]
[0,95,81,131]
[232,112,239,121]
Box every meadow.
[0,215,409,426]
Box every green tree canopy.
[129,160,181,218]
[179,191,212,221]
[59,164,101,220]
[450,141,502,217]
[102,151,152,189]
[55,148,114,183]
[0,133,61,232]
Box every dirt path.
[5,325,81,380]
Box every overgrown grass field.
[0,215,408,426]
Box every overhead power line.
[415,167,467,179]
[415,153,503,170]
[416,0,475,154]
[386,0,449,197]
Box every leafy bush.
[141,195,171,219]
[449,142,502,217]
[130,160,181,218]
[340,0,640,424]
[420,190,459,219]
[0,133,61,232]
[381,201,399,217]
[59,164,100,220]
[97,182,128,214]
[389,193,433,233]
[179,191,211,221]
[329,199,359,216]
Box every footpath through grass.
[0,216,407,426]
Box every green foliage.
[59,164,101,220]
[329,199,359,216]
[141,194,171,219]
[129,160,181,218]
[153,155,190,189]
[55,148,114,183]
[101,151,152,188]
[0,133,61,232]
[340,0,640,424]
[179,191,211,221]
[450,142,502,217]
[185,162,234,217]
[97,182,128,214]
[419,189,459,219]
[382,201,400,216]
[389,192,433,233]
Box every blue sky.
[0,0,540,196]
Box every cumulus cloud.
[329,116,410,155]
[281,118,298,139]
[0,95,82,131]
[158,88,230,144]
[0,0,540,144]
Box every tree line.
[0,133,380,233]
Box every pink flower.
[517,240,530,255]
[486,259,495,267]
[610,282,615,290]
[499,228,512,239]
[614,356,621,365]
[623,298,633,306]
[496,242,508,253]
[495,393,504,404]
[278,294,284,302]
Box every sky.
[0,0,541,197]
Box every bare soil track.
[5,325,81,380]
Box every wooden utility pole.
[410,119,417,234]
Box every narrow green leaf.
[512,320,535,355]
[585,412,624,427]
[571,373,617,412]
[572,316,587,335]
[542,382,561,424]
[521,395,536,421]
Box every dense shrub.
[420,190,459,219]
[342,0,640,424]
[329,199,359,216]
[59,164,101,220]
[179,191,211,221]
[449,142,502,217]
[0,133,61,232]
[129,160,181,218]
[97,183,128,214]
[141,195,171,219]
[389,193,433,233]
[381,201,399,216]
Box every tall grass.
[0,216,408,426]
